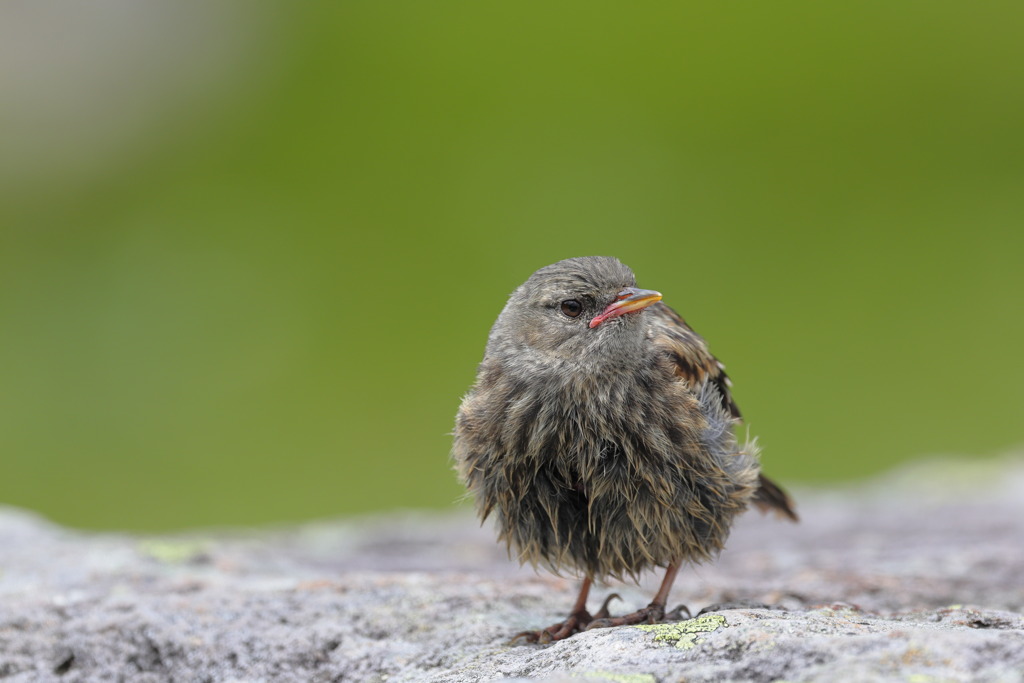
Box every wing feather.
[647,302,741,419]
[647,302,798,521]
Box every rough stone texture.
[1,456,1022,682]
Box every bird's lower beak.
[589,288,663,329]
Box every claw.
[665,604,692,620]
[594,593,622,619]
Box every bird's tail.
[753,473,798,522]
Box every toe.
[509,630,540,645]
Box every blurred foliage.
[1,2,1022,530]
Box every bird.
[452,256,796,643]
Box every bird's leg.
[586,563,682,630]
[511,577,597,644]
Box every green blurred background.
[2,3,1022,531]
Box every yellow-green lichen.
[138,539,209,564]
[634,614,727,649]
[572,671,656,683]
[906,675,956,683]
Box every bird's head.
[486,256,662,368]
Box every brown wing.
[648,302,798,522]
[647,302,741,419]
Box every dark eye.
[560,299,583,318]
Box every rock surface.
[1,457,1023,682]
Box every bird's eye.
[560,300,583,318]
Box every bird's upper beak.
[589,288,662,329]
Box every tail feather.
[753,473,798,522]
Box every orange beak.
[589,288,662,329]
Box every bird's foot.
[585,601,666,630]
[509,593,623,644]
[510,609,593,644]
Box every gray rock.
[1,457,1022,682]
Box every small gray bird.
[453,256,796,643]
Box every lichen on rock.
[633,613,727,649]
